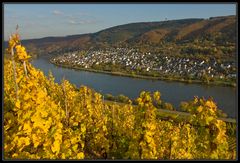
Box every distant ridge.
[4,15,236,59]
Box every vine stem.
[23,61,28,77]
[10,37,19,100]
[62,79,68,125]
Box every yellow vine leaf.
[76,152,84,159]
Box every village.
[51,47,236,81]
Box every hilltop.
[4,15,236,61]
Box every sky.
[3,3,237,40]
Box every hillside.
[4,33,236,159]
[4,15,236,60]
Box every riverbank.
[50,60,236,87]
[104,99,236,123]
[30,57,237,118]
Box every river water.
[31,56,237,118]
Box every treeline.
[105,93,174,111]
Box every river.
[31,56,237,118]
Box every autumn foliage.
[3,32,236,160]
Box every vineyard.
[3,32,236,160]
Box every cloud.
[65,12,89,19]
[65,14,75,19]
[76,12,90,16]
[51,10,99,25]
[68,19,97,25]
[52,10,64,15]
[69,20,78,24]
[68,20,87,25]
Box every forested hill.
[4,15,236,60]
